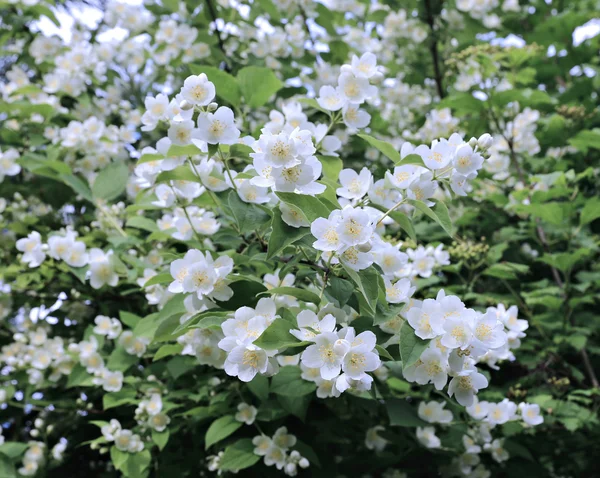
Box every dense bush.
[1,0,599,476]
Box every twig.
[204,0,231,72]
[424,0,445,99]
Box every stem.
[97,202,127,237]
[424,0,445,99]
[376,198,406,226]
[204,0,230,72]
[299,7,322,65]
[187,158,219,207]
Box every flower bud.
[340,64,352,73]
[468,137,477,148]
[34,418,44,429]
[207,102,218,112]
[333,339,350,356]
[299,457,310,468]
[179,100,193,111]
[477,133,493,149]
[31,429,39,437]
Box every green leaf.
[152,430,170,451]
[219,439,261,471]
[0,453,16,478]
[275,192,333,222]
[153,344,184,361]
[142,273,172,287]
[126,216,158,232]
[60,173,94,202]
[237,66,283,108]
[227,190,271,234]
[341,265,380,318]
[205,415,243,449]
[270,366,317,397]
[92,162,129,201]
[125,449,152,477]
[0,443,28,459]
[357,134,400,163]
[253,318,300,350]
[375,345,394,361]
[409,199,454,237]
[580,196,600,226]
[103,388,137,410]
[395,153,426,168]
[259,286,321,305]
[483,262,530,280]
[267,207,310,260]
[120,311,141,328]
[66,364,93,388]
[513,202,565,226]
[110,447,129,471]
[386,398,428,427]
[318,155,342,182]
[189,65,241,106]
[106,347,138,372]
[155,165,202,184]
[399,321,429,369]
[247,374,269,402]
[568,129,600,154]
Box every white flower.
[342,103,371,129]
[418,401,453,424]
[180,73,215,106]
[416,427,441,449]
[384,278,415,304]
[252,435,273,456]
[93,315,122,339]
[316,85,346,111]
[365,425,387,452]
[407,299,444,339]
[337,168,372,200]
[235,402,258,425]
[148,413,171,432]
[16,231,46,268]
[338,72,377,103]
[350,52,378,79]
[291,311,336,342]
[441,315,474,350]
[272,427,296,450]
[453,144,484,175]
[301,332,349,380]
[224,344,269,382]
[448,372,489,406]
[341,331,380,380]
[472,311,507,349]
[88,249,118,289]
[519,403,543,426]
[167,119,200,146]
[196,107,240,145]
[311,212,342,251]
[414,348,448,390]
[486,400,516,425]
[99,369,123,392]
[415,141,454,170]
[386,164,421,190]
[466,397,490,420]
[336,207,373,246]
[0,147,21,181]
[406,172,438,206]
[252,131,300,169]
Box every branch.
[204,0,231,72]
[424,0,445,99]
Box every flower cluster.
[296,314,381,397]
[400,290,517,406]
[101,419,145,454]
[252,427,310,476]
